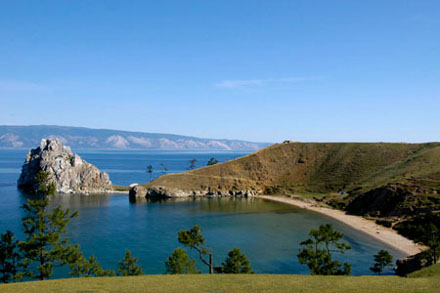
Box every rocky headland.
[18,139,112,194]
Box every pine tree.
[188,158,197,170]
[207,158,219,166]
[160,163,168,175]
[117,250,143,276]
[146,165,153,182]
[297,224,352,275]
[178,225,214,274]
[19,198,82,280]
[34,170,56,195]
[0,230,22,283]
[215,248,253,274]
[70,255,114,277]
[370,250,394,275]
[165,248,200,274]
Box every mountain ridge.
[0,125,270,151]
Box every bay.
[0,149,404,277]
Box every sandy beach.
[259,195,426,256]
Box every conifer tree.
[70,255,114,277]
[178,225,214,274]
[215,248,253,274]
[0,230,22,283]
[117,250,143,276]
[19,197,81,280]
[298,224,352,275]
[207,158,219,166]
[370,250,393,275]
[165,248,200,274]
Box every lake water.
[0,149,404,277]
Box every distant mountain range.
[0,125,270,151]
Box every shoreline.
[259,195,426,256]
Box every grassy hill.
[1,272,439,293]
[145,142,440,199]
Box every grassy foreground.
[1,273,439,293]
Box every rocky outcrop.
[129,185,258,202]
[395,251,431,276]
[18,139,112,194]
[345,184,414,217]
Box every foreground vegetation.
[1,272,439,293]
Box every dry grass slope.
[145,142,440,196]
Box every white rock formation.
[17,139,112,194]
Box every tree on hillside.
[117,250,143,276]
[19,197,82,280]
[146,165,153,182]
[370,250,393,275]
[165,248,200,274]
[160,163,168,175]
[178,225,214,274]
[214,248,253,274]
[188,158,197,170]
[207,158,219,166]
[70,255,114,277]
[297,224,352,275]
[0,230,22,283]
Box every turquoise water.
[0,149,404,277]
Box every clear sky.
[0,1,439,143]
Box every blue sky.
[0,0,439,143]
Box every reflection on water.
[50,193,111,209]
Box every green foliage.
[215,248,253,274]
[178,225,213,274]
[69,255,114,277]
[165,248,200,274]
[146,165,153,182]
[19,198,81,280]
[188,158,197,170]
[34,170,56,196]
[0,230,22,283]
[117,250,143,276]
[207,158,219,166]
[298,224,352,275]
[395,212,440,264]
[370,250,394,275]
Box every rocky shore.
[129,184,258,202]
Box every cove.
[0,149,405,277]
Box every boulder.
[17,138,112,194]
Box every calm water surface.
[0,149,404,277]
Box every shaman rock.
[18,139,112,194]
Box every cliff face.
[18,139,111,194]
[130,142,440,202]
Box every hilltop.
[138,142,440,200]
[0,125,270,151]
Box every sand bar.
[259,195,426,256]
